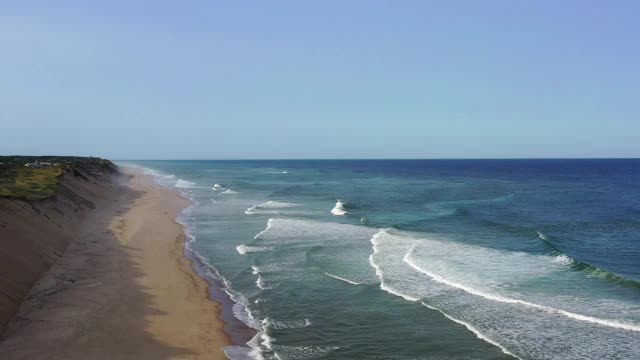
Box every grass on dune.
[0,166,64,201]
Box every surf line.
[368,231,518,358]
[402,247,640,333]
[324,272,362,285]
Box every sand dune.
[0,167,228,359]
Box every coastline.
[0,167,230,359]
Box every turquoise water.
[123,160,640,360]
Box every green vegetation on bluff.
[0,156,116,201]
[0,166,63,200]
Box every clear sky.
[1,1,638,159]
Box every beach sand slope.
[0,169,229,360]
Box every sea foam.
[403,247,640,332]
[175,179,196,188]
[245,201,299,215]
[420,301,520,359]
[262,317,312,329]
[324,272,362,285]
[367,228,640,358]
[331,200,347,216]
[236,245,273,255]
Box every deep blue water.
[123,159,640,360]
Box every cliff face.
[0,162,120,330]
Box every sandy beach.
[0,168,229,359]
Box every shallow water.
[122,159,640,360]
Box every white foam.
[175,179,196,188]
[251,218,378,283]
[245,201,299,215]
[181,230,261,334]
[330,200,348,215]
[261,330,274,350]
[367,228,640,358]
[420,302,520,359]
[251,265,260,275]
[220,189,238,194]
[237,245,273,255]
[223,345,264,360]
[536,230,548,241]
[403,247,640,332]
[225,287,261,330]
[324,272,362,285]
[270,345,338,360]
[255,271,280,290]
[256,274,269,290]
[244,331,269,360]
[254,218,276,239]
[171,183,269,360]
[212,183,224,190]
[553,254,574,265]
[536,231,579,266]
[262,317,312,329]
[368,229,421,302]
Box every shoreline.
[0,167,231,359]
[124,169,234,358]
[181,234,258,349]
[171,178,258,354]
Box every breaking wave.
[175,179,196,188]
[403,247,640,332]
[369,228,640,358]
[536,230,640,288]
[420,301,520,359]
[245,201,299,215]
[236,245,273,255]
[324,272,362,285]
[262,317,312,329]
[330,200,347,216]
[174,205,267,360]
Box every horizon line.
[114,157,640,161]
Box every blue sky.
[1,1,638,159]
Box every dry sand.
[0,168,230,359]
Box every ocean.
[122,159,640,360]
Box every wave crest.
[324,272,362,285]
[236,245,273,255]
[331,200,348,216]
[245,201,299,215]
[175,179,196,188]
[537,230,640,288]
[403,246,640,332]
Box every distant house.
[24,160,51,168]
